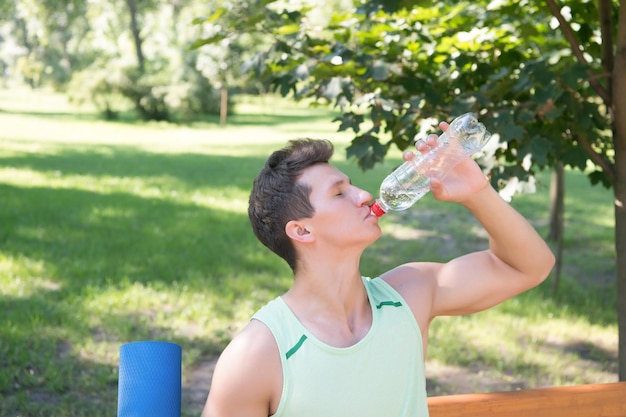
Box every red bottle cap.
[370,201,386,217]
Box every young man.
[202,122,555,417]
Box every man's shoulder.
[380,262,439,293]
[379,262,439,326]
[206,320,282,416]
[224,319,279,361]
[212,320,281,396]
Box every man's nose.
[354,187,373,206]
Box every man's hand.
[403,121,488,204]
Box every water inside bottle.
[380,176,430,210]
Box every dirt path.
[183,359,218,416]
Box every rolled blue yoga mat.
[117,341,182,417]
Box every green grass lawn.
[0,87,618,416]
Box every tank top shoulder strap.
[362,276,407,308]
[252,297,308,361]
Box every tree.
[190,0,294,124]
[193,0,626,379]
[0,0,90,87]
[125,0,146,72]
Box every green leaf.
[333,112,364,133]
[512,74,532,94]
[517,109,535,124]
[588,170,612,188]
[529,60,553,86]
[544,106,565,121]
[274,24,301,36]
[346,134,387,171]
[562,146,589,171]
[502,123,525,142]
[561,62,588,90]
[188,33,228,50]
[528,137,552,166]
[534,83,561,103]
[371,63,390,81]
[192,8,225,25]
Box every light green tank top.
[252,276,429,417]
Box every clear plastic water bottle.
[370,113,491,217]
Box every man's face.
[297,163,381,248]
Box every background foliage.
[192,0,626,379]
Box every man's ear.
[285,220,314,243]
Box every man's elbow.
[532,249,556,287]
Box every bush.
[68,59,234,122]
[67,65,127,120]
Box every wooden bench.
[427,382,626,417]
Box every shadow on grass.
[0,108,104,123]
[0,146,294,297]
[1,143,262,189]
[0,186,286,294]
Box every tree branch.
[598,0,614,117]
[544,0,611,105]
[573,131,616,183]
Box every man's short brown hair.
[248,139,334,272]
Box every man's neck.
[282,258,372,348]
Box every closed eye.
[330,177,351,197]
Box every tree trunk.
[613,0,626,382]
[15,17,36,88]
[220,87,228,126]
[615,129,626,383]
[125,0,145,73]
[548,162,565,294]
